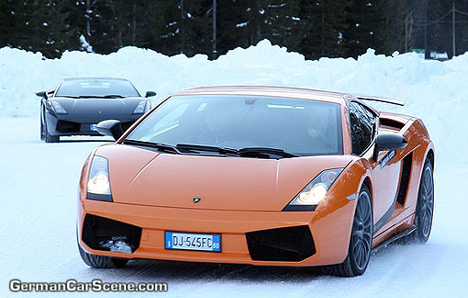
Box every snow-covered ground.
[1,41,468,297]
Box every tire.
[40,107,45,141]
[323,184,373,277]
[408,159,434,243]
[43,116,59,143]
[78,241,128,269]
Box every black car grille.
[82,214,142,253]
[56,120,135,134]
[56,120,80,133]
[246,225,315,261]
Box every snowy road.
[1,117,467,298]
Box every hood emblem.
[193,197,202,204]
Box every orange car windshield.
[126,95,343,156]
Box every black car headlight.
[133,100,148,114]
[50,100,67,114]
[87,155,112,202]
[283,168,343,211]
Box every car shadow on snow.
[112,259,325,283]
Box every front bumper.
[77,197,356,267]
[45,111,141,137]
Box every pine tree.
[378,0,413,54]
[44,1,80,57]
[210,0,250,57]
[0,1,78,58]
[343,0,384,57]
[0,0,18,48]
[298,0,350,59]
[427,0,468,57]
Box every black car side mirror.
[96,120,124,141]
[36,91,47,98]
[373,133,407,161]
[145,91,157,98]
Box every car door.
[348,101,401,233]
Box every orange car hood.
[97,144,352,211]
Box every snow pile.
[0,40,466,165]
[79,35,94,53]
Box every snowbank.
[0,41,466,165]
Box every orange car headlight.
[283,168,343,211]
[87,155,112,201]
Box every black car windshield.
[55,79,140,98]
[125,95,343,156]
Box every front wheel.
[78,241,128,269]
[323,184,373,277]
[43,116,59,143]
[40,106,45,141]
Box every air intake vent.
[246,226,315,261]
[82,214,142,253]
[56,120,80,133]
[397,152,413,205]
[380,118,405,130]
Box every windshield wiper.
[237,147,298,158]
[76,95,124,98]
[123,139,181,154]
[123,141,297,158]
[58,95,79,99]
[176,143,238,155]
[176,144,297,159]
[103,94,125,98]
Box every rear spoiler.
[354,94,405,106]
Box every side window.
[349,102,376,155]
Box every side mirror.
[36,91,47,98]
[145,91,157,98]
[373,133,407,161]
[96,120,124,141]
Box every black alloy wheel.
[40,107,46,141]
[323,184,373,277]
[43,113,59,143]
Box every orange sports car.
[77,86,434,277]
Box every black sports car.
[37,77,156,143]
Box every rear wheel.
[78,242,128,269]
[409,159,434,243]
[323,184,373,277]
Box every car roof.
[62,77,131,81]
[173,85,352,105]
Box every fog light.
[99,237,133,254]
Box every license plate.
[90,124,98,131]
[165,231,221,252]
